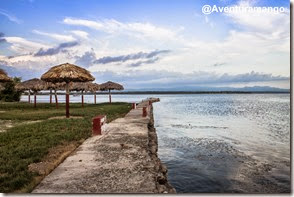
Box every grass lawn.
[0,102,131,193]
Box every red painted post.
[55,91,59,109]
[109,89,112,104]
[82,94,84,107]
[65,83,70,118]
[132,103,136,109]
[28,92,30,103]
[92,115,106,135]
[50,89,52,104]
[34,93,37,108]
[143,107,147,117]
[66,94,69,118]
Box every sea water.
[21,93,290,193]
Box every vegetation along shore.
[0,102,131,193]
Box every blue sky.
[0,0,290,89]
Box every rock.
[157,185,167,193]
[168,187,177,193]
[157,173,167,185]
[160,164,168,174]
[150,146,157,154]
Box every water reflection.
[153,94,290,193]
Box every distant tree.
[0,77,23,102]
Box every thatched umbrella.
[69,82,95,107]
[41,63,95,118]
[100,81,124,103]
[16,78,47,107]
[46,82,66,108]
[0,69,12,83]
[0,69,12,92]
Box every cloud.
[225,0,289,39]
[0,63,44,80]
[0,32,5,43]
[75,50,96,67]
[70,30,89,39]
[63,18,180,40]
[129,57,160,67]
[33,30,76,42]
[34,41,79,56]
[0,9,22,24]
[212,62,226,67]
[93,50,170,65]
[91,70,289,89]
[4,36,49,53]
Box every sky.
[0,0,290,90]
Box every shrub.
[0,77,22,102]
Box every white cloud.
[225,0,289,40]
[32,30,76,42]
[204,16,215,28]
[70,30,89,39]
[4,37,50,53]
[0,9,22,24]
[63,17,181,40]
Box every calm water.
[21,93,291,193]
[153,94,290,193]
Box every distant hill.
[0,64,289,93]
[124,86,290,93]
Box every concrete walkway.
[33,99,162,193]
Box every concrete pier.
[33,98,175,193]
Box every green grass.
[0,102,131,193]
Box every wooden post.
[142,107,147,117]
[54,89,59,109]
[82,90,84,107]
[132,103,136,109]
[94,93,97,104]
[66,83,70,118]
[49,89,52,104]
[28,90,31,103]
[109,89,112,104]
[34,92,37,108]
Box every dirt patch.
[48,116,84,120]
[23,140,85,192]
[0,120,13,132]
[0,120,44,133]
[28,140,83,175]
[20,120,43,125]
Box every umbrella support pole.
[82,91,84,107]
[66,83,70,118]
[49,89,52,104]
[94,93,96,104]
[54,89,59,109]
[28,91,31,103]
[34,92,37,108]
[109,89,112,104]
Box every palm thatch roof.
[92,83,100,92]
[15,78,47,92]
[100,81,124,91]
[0,69,12,83]
[69,82,96,92]
[41,63,95,83]
[46,82,67,90]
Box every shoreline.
[22,91,290,96]
[32,98,176,193]
[148,104,176,193]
